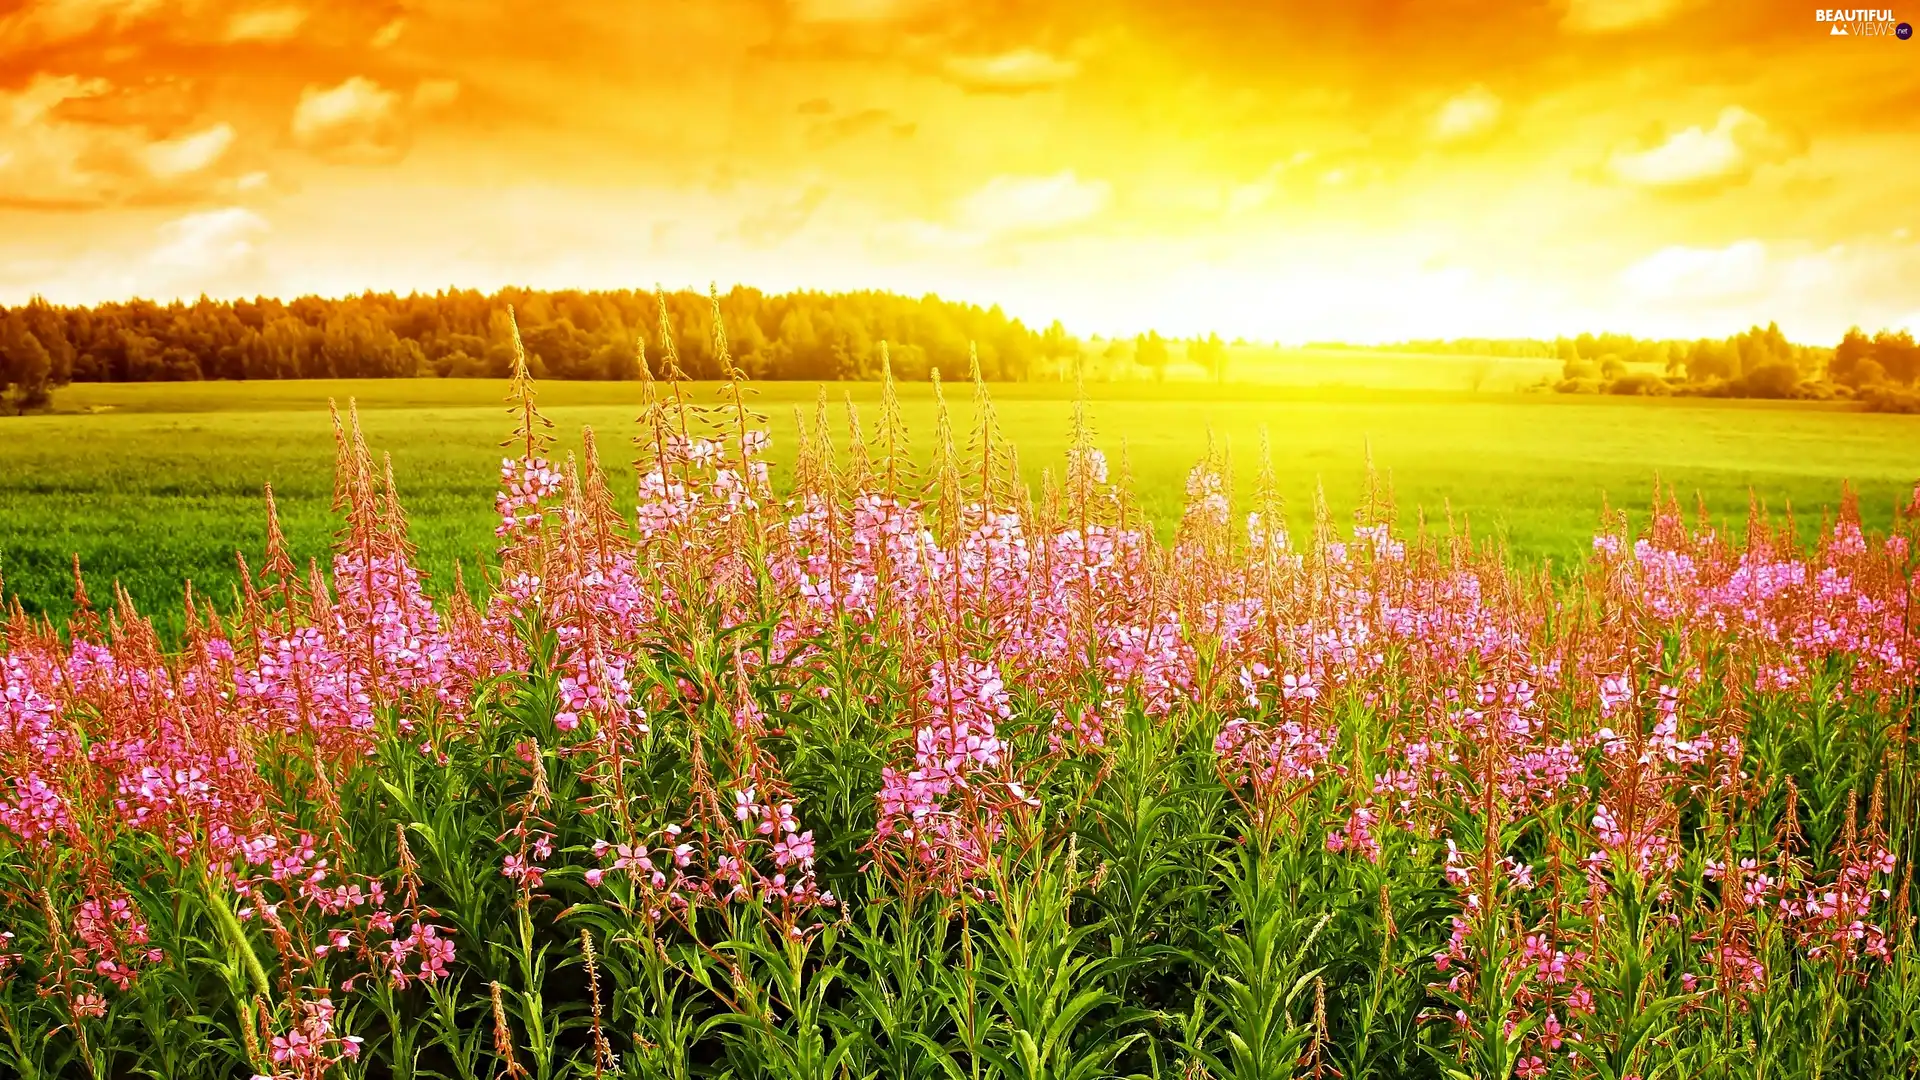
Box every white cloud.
[1432,86,1502,143]
[958,171,1110,233]
[1562,0,1692,32]
[292,76,406,162]
[144,124,234,178]
[1600,238,1920,341]
[943,49,1079,92]
[1620,240,1768,300]
[1609,107,1797,191]
[225,5,307,42]
[150,208,269,272]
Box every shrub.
[1733,361,1803,399]
[1861,383,1920,413]
[1554,376,1604,394]
[1561,358,1599,380]
[1606,371,1671,395]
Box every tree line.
[0,286,1079,413]
[3,286,1917,412]
[1343,323,1919,405]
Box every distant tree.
[1,327,54,413]
[1134,331,1170,382]
[159,346,204,381]
[1872,329,1919,384]
[1736,361,1801,399]
[7,287,1871,403]
[1684,339,1736,382]
[1040,320,1076,381]
[1830,327,1875,388]
[1189,332,1229,383]
[1,300,71,413]
[19,297,74,385]
[1562,357,1599,381]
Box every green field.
[1066,341,1568,390]
[4,378,1916,637]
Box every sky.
[1,0,1918,344]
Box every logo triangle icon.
[1831,23,1848,33]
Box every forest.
[2,285,1918,413]
[0,286,1076,412]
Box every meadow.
[4,375,1917,641]
[1068,341,1568,391]
[0,344,1917,1079]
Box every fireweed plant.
[1,292,1917,1080]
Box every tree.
[1872,330,1919,385]
[1135,331,1170,382]
[1040,320,1076,381]
[1190,332,1229,383]
[1684,339,1735,382]
[1830,327,1875,388]
[1736,361,1800,399]
[1,327,54,413]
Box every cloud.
[143,123,234,179]
[806,107,915,146]
[896,171,1111,250]
[292,76,406,163]
[370,16,406,48]
[0,73,237,206]
[0,0,165,52]
[958,171,1110,233]
[943,49,1079,92]
[224,5,307,42]
[1608,107,1798,192]
[412,79,462,112]
[3,70,107,126]
[790,0,943,22]
[1224,152,1315,215]
[737,186,829,246]
[149,207,269,272]
[1620,240,1768,300]
[1432,86,1502,144]
[1561,0,1693,32]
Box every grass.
[1069,341,1567,391]
[4,377,1916,637]
[2,370,1917,1079]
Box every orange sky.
[2,0,1917,342]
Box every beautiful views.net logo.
[1815,8,1910,35]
